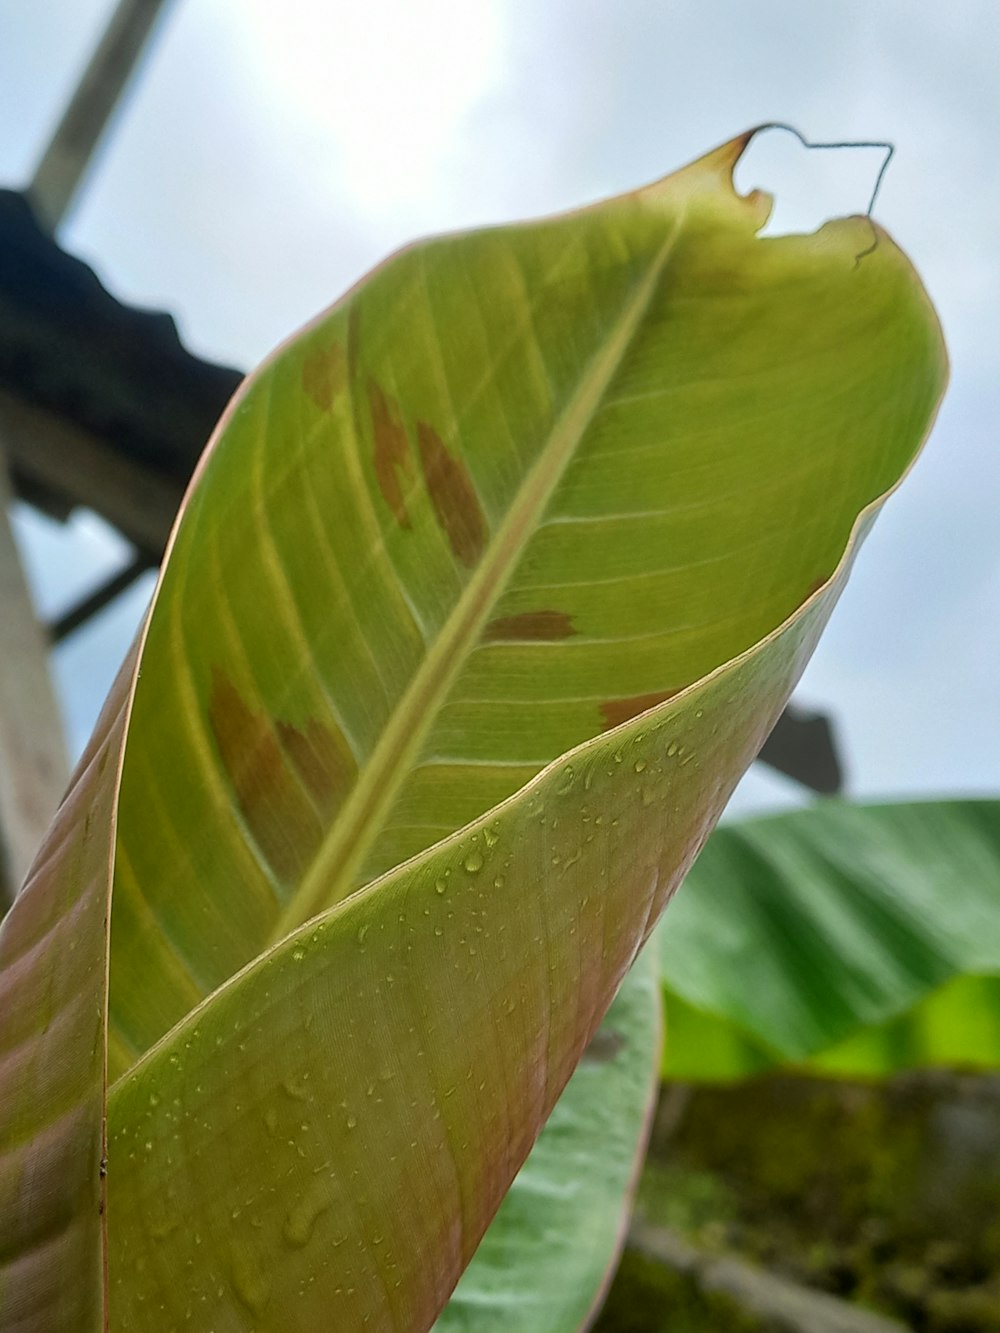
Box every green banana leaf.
[434,943,661,1333]
[0,129,945,1330]
[658,799,1000,1080]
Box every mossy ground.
[595,1249,765,1333]
[596,1072,1000,1332]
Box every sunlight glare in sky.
[230,0,505,221]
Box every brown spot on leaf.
[600,689,680,730]
[276,717,357,811]
[301,342,346,411]
[582,1028,626,1065]
[368,380,413,528]
[209,668,355,883]
[416,421,487,568]
[483,610,576,642]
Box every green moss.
[635,1161,737,1243]
[924,1283,1000,1332]
[630,1072,1000,1329]
[593,1251,766,1333]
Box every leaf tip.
[638,128,774,231]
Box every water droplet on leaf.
[232,1249,271,1314]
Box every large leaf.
[0,129,946,1330]
[658,799,1000,1080]
[106,588,866,1330]
[105,130,945,1080]
[435,943,661,1333]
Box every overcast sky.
[2,0,997,816]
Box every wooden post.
[0,454,68,910]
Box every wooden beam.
[620,1220,906,1333]
[0,452,68,911]
[0,390,183,558]
[27,0,176,232]
[48,554,151,643]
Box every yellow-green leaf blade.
[106,132,946,1079]
[107,575,852,1330]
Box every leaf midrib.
[272,215,686,939]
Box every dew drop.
[357,924,370,945]
[149,1213,180,1240]
[283,1181,331,1248]
[292,946,306,962]
[282,1076,309,1101]
[464,850,484,874]
[483,824,499,848]
[435,878,448,895]
[634,758,647,773]
[666,741,679,757]
[231,1250,271,1314]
